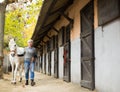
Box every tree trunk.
[0,3,6,79]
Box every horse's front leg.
[13,62,19,84]
[11,63,14,83]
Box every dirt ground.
[0,72,96,92]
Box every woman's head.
[27,39,33,47]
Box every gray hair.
[27,39,33,43]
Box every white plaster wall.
[59,46,64,79]
[95,18,120,92]
[71,38,81,84]
[51,51,54,76]
[46,53,48,74]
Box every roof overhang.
[32,0,73,47]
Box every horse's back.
[17,47,24,55]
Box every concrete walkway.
[0,72,96,92]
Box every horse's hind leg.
[19,64,23,82]
[19,65,22,82]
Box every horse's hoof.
[19,78,22,82]
[11,81,14,84]
[11,81,16,84]
[19,80,22,82]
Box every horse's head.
[9,38,17,57]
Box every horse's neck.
[16,46,24,49]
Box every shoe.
[31,79,35,86]
[25,80,28,85]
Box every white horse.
[9,38,24,84]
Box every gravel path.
[0,72,96,92]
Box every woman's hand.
[31,57,35,62]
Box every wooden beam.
[42,21,55,30]
[36,47,40,49]
[42,40,46,44]
[39,44,42,47]
[32,0,74,46]
[32,0,73,41]
[41,16,60,30]
[34,16,60,44]
[39,44,43,47]
[59,12,73,23]
[39,41,43,46]
[49,5,67,16]
[52,27,59,33]
[33,29,48,43]
[46,35,51,39]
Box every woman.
[24,39,37,86]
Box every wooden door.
[54,35,59,78]
[48,51,51,76]
[44,53,46,74]
[63,24,71,82]
[80,1,95,90]
[40,54,43,73]
[63,42,71,82]
[54,48,59,78]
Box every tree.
[0,3,6,79]
[0,0,17,79]
[0,0,38,79]
[4,0,43,47]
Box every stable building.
[32,0,120,92]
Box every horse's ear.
[8,36,12,41]
[14,38,16,41]
[14,37,17,41]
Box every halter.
[10,50,16,52]
[10,49,17,57]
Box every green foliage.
[4,0,43,47]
